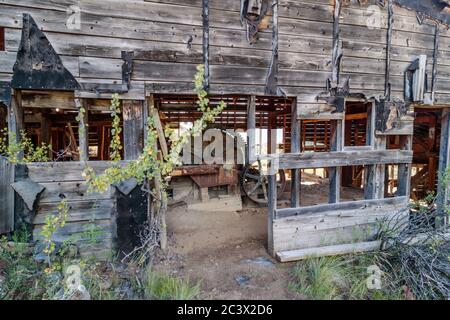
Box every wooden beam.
[9,89,23,136]
[385,0,393,99]
[247,96,256,163]
[268,173,277,257]
[291,98,301,208]
[397,135,413,197]
[431,23,440,104]
[123,100,144,160]
[436,108,450,228]
[276,241,382,262]
[330,0,342,90]
[75,98,89,161]
[365,103,387,199]
[150,108,168,158]
[266,149,413,170]
[66,122,79,161]
[276,196,408,219]
[202,0,210,91]
[329,119,343,203]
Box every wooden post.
[436,108,450,228]
[40,110,51,146]
[123,100,144,161]
[9,90,23,136]
[364,102,387,199]
[202,0,210,91]
[9,90,24,159]
[329,119,343,203]
[247,96,256,163]
[291,99,301,208]
[268,173,277,256]
[150,107,168,158]
[75,98,89,161]
[397,135,413,197]
[385,0,393,100]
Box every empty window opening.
[341,165,365,201]
[156,95,293,162]
[344,102,371,147]
[299,167,330,206]
[411,108,441,200]
[19,93,124,161]
[385,164,400,197]
[300,120,331,152]
[155,94,293,206]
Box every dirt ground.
[155,174,364,299]
[154,239,300,300]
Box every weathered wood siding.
[272,197,409,253]
[0,0,448,104]
[27,162,117,259]
[0,156,14,234]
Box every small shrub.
[143,268,200,300]
[289,254,403,300]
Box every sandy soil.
[154,239,300,300]
[156,174,364,299]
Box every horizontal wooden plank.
[275,196,408,219]
[27,161,129,183]
[38,181,113,203]
[272,198,409,252]
[297,103,344,120]
[276,241,382,262]
[265,150,413,170]
[34,199,114,224]
[33,219,113,242]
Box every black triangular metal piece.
[11,14,80,91]
[0,81,11,106]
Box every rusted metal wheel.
[241,162,286,204]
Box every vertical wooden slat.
[397,135,413,197]
[365,103,375,199]
[202,0,210,91]
[9,90,23,143]
[75,98,89,161]
[437,108,450,228]
[123,100,144,161]
[291,99,301,208]
[365,102,386,199]
[385,0,393,100]
[0,157,14,234]
[268,173,277,256]
[247,96,256,163]
[329,119,343,203]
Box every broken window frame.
[343,99,375,151]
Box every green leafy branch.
[40,199,69,271]
[83,65,226,195]
[0,128,51,163]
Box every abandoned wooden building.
[0,0,450,261]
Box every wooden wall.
[0,156,14,234]
[27,162,117,259]
[0,0,448,105]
